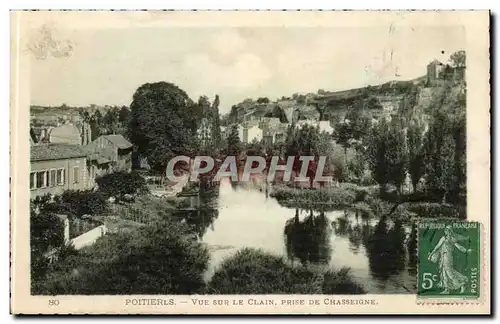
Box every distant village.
[29,57,463,200]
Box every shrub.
[323,268,366,294]
[207,248,365,295]
[270,186,357,209]
[33,217,210,295]
[96,171,149,200]
[30,209,65,285]
[407,202,461,219]
[59,190,109,217]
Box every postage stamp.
[418,220,481,299]
[9,10,490,315]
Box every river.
[178,179,418,294]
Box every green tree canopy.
[449,50,466,68]
[128,82,198,171]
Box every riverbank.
[206,248,365,294]
[270,183,375,210]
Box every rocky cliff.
[223,75,466,128]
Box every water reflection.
[177,180,418,294]
[284,209,332,264]
[366,216,407,281]
[174,183,220,239]
[331,212,371,255]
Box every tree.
[30,207,65,282]
[366,119,391,194]
[332,108,370,165]
[385,124,408,193]
[439,64,454,80]
[78,108,91,123]
[211,94,222,150]
[270,105,289,123]
[449,50,466,68]
[366,119,407,194]
[452,114,466,204]
[296,94,306,105]
[333,122,352,166]
[226,124,242,157]
[128,82,198,171]
[90,109,103,140]
[423,110,458,202]
[102,107,122,135]
[118,106,131,123]
[422,106,466,204]
[285,124,320,157]
[406,122,426,192]
[95,171,149,200]
[257,97,270,104]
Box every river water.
[179,179,418,294]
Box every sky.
[29,25,465,114]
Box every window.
[50,169,56,187]
[56,169,65,185]
[36,171,48,188]
[73,167,79,184]
[30,172,35,189]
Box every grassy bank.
[206,248,365,294]
[271,182,464,220]
[270,183,375,210]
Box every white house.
[238,124,263,144]
[318,121,334,134]
[295,120,334,135]
[295,119,318,129]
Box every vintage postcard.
[10,10,491,315]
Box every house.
[30,144,90,198]
[295,119,318,129]
[238,124,263,144]
[427,59,445,85]
[49,123,82,145]
[259,117,281,130]
[261,122,289,146]
[86,135,133,180]
[318,121,334,134]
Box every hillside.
[222,74,465,127]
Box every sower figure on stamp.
[428,225,472,294]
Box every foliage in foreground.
[96,171,149,200]
[32,190,109,218]
[32,218,210,295]
[207,248,366,295]
[30,208,66,282]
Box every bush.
[323,268,366,294]
[207,248,365,294]
[96,171,149,200]
[270,185,357,209]
[407,202,461,219]
[30,209,65,285]
[33,217,210,295]
[60,190,109,217]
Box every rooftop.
[103,134,133,149]
[31,144,88,162]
